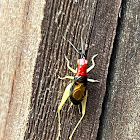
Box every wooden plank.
[24,0,121,140]
[97,0,140,139]
[0,0,45,140]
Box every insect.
[57,28,99,140]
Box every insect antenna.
[81,27,85,58]
[81,25,90,59]
[62,36,81,55]
[62,25,88,58]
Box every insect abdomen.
[70,83,86,105]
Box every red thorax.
[76,58,88,77]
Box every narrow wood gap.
[96,0,125,139]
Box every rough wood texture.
[3,0,139,140]
[24,0,121,140]
[98,0,140,140]
[0,0,45,140]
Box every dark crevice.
[96,0,126,139]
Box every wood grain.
[24,0,121,140]
[0,0,45,140]
[98,0,140,139]
[2,0,135,140]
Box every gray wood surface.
[98,0,140,139]
[24,0,121,140]
[1,0,139,140]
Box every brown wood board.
[24,0,121,140]
[0,0,128,140]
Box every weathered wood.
[24,0,121,140]
[97,0,140,139]
[1,0,128,139]
[0,0,45,140]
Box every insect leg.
[58,75,74,80]
[78,105,81,114]
[87,78,100,83]
[57,83,72,140]
[67,102,73,112]
[69,90,88,140]
[87,54,98,73]
[65,55,77,73]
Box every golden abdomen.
[70,83,86,105]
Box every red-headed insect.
[57,29,99,140]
